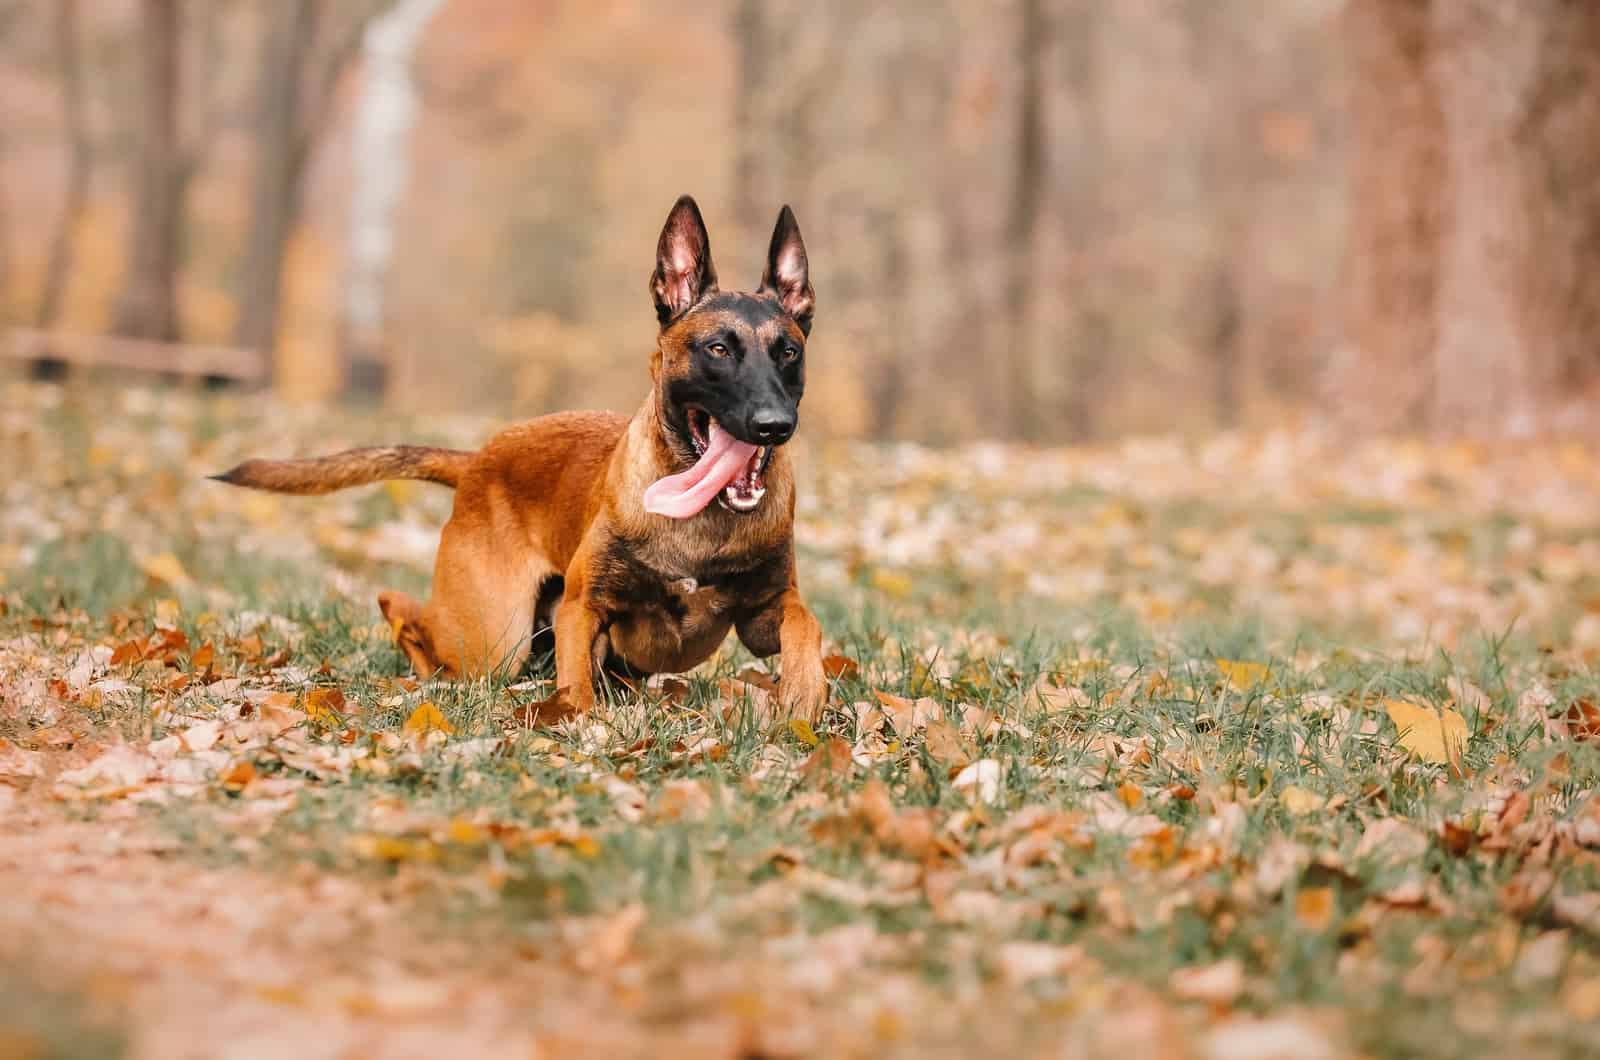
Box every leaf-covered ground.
[4,381,1600,1059]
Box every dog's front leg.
[544,567,604,722]
[739,586,826,723]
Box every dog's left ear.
[651,195,719,326]
[760,205,814,335]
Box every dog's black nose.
[748,409,795,445]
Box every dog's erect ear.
[760,205,814,334]
[651,195,718,326]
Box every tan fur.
[214,446,472,494]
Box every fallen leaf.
[1565,699,1600,742]
[138,552,189,587]
[874,690,940,735]
[789,717,820,748]
[1171,957,1244,1005]
[1295,887,1335,932]
[219,759,258,791]
[52,746,155,800]
[576,903,646,971]
[953,758,1002,803]
[403,702,454,737]
[822,654,861,680]
[1382,698,1467,770]
[923,719,973,769]
[996,941,1081,984]
[302,687,348,725]
[1279,785,1325,816]
[1201,1017,1335,1060]
[1216,659,1269,692]
[801,736,854,783]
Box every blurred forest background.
[1,0,1597,442]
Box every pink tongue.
[643,421,757,518]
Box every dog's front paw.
[780,658,828,725]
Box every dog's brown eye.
[782,347,800,364]
[707,342,729,358]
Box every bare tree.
[234,1,387,363]
[1339,0,1600,434]
[232,0,321,359]
[342,0,445,397]
[35,0,92,340]
[111,0,183,342]
[1335,0,1444,430]
[1058,0,1107,443]
[1004,0,1045,440]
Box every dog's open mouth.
[685,407,771,513]
[643,408,773,519]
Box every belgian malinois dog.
[215,196,826,724]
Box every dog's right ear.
[650,195,718,326]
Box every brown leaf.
[922,719,973,770]
[823,654,861,680]
[1565,699,1600,742]
[874,690,940,735]
[801,736,854,783]
[513,688,581,728]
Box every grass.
[4,380,1600,1057]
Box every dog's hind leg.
[378,590,450,676]
[400,513,555,681]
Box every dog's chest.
[592,534,788,628]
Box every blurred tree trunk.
[112,0,183,343]
[731,0,769,251]
[342,0,444,399]
[1004,0,1045,440]
[1187,0,1245,429]
[233,0,319,360]
[1427,0,1600,433]
[32,0,91,377]
[1059,0,1104,444]
[1341,0,1600,434]
[1338,0,1444,429]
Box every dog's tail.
[210,445,474,495]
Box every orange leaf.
[1565,699,1600,741]
[301,687,347,725]
[823,654,861,680]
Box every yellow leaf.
[1216,659,1269,691]
[1280,785,1325,816]
[872,569,914,599]
[1116,782,1143,808]
[138,552,189,586]
[446,818,487,845]
[351,835,440,863]
[789,717,820,747]
[1383,698,1467,768]
[384,480,417,506]
[403,702,454,736]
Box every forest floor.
[4,381,1600,1059]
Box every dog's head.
[648,196,813,496]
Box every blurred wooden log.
[4,330,268,382]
